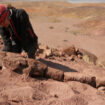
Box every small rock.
[78,48,97,65]
[62,46,76,56]
[98,87,105,91]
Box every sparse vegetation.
[70,30,80,36]
[49,26,54,29]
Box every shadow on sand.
[38,58,77,72]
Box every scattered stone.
[45,49,52,58]
[98,86,105,92]
[68,55,75,61]
[36,44,51,58]
[78,48,97,65]
[62,46,76,56]
[51,48,63,57]
[77,54,83,59]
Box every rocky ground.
[0,42,104,105]
[0,1,105,105]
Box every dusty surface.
[0,1,105,105]
[0,51,104,105]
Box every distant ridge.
[0,0,67,2]
[0,0,105,3]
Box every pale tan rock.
[96,78,105,88]
[98,86,105,91]
[51,48,63,57]
[39,44,49,50]
[36,44,51,58]
[44,49,52,58]
[97,54,105,68]
[78,48,97,65]
[77,54,83,59]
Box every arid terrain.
[3,1,105,57]
[0,1,105,105]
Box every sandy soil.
[6,1,104,58]
[32,17,105,57]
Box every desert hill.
[0,1,105,105]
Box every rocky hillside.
[0,42,105,105]
[0,1,105,105]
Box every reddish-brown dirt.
[0,1,105,105]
